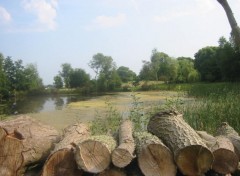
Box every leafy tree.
[176,57,199,83]
[59,63,73,88]
[69,68,90,88]
[117,66,136,82]
[53,75,63,89]
[217,37,240,81]
[24,64,43,90]
[89,53,117,91]
[194,46,221,82]
[139,60,155,81]
[157,54,178,82]
[0,53,8,98]
[150,49,170,81]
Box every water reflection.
[0,95,87,115]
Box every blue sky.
[0,0,240,85]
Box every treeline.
[0,53,43,99]
[1,36,240,99]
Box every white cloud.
[0,6,11,24]
[87,13,126,30]
[23,0,58,31]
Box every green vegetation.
[89,83,240,135]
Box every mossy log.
[74,135,116,174]
[134,131,176,176]
[41,123,90,176]
[148,110,214,176]
[0,115,60,176]
[197,131,238,174]
[112,120,135,168]
[216,122,240,160]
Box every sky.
[0,0,240,85]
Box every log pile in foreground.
[1,112,240,176]
[74,135,117,173]
[112,120,135,168]
[42,123,90,176]
[148,110,214,176]
[0,116,60,176]
[197,131,239,174]
[134,131,176,176]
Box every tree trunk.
[134,131,176,176]
[41,123,90,176]
[74,135,116,174]
[197,131,238,174]
[216,122,240,160]
[217,0,240,48]
[148,110,214,176]
[112,120,135,168]
[0,115,60,176]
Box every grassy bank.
[90,82,240,135]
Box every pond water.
[1,91,185,131]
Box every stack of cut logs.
[0,111,240,176]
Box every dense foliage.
[0,53,43,99]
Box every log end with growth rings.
[176,145,214,176]
[212,148,238,174]
[138,144,176,176]
[112,147,135,168]
[75,140,111,173]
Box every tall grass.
[90,82,240,135]
[182,83,240,134]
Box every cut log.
[112,120,135,168]
[41,123,90,176]
[0,115,60,176]
[197,131,239,174]
[74,135,116,174]
[216,122,240,160]
[134,131,176,176]
[148,110,214,176]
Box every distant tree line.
[0,53,43,99]
[1,35,239,99]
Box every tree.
[59,63,73,88]
[150,49,170,81]
[69,68,90,88]
[0,53,8,98]
[176,57,199,83]
[194,46,221,82]
[89,53,117,91]
[217,37,240,81]
[139,60,155,81]
[217,0,240,48]
[53,75,63,89]
[24,64,43,90]
[117,66,136,83]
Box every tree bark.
[41,123,90,176]
[74,135,116,174]
[148,110,214,176]
[134,131,176,176]
[216,122,240,160]
[197,131,238,174]
[0,115,60,176]
[112,120,135,168]
[217,0,240,48]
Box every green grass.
[83,82,240,135]
[181,82,240,134]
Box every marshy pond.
[3,91,187,130]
